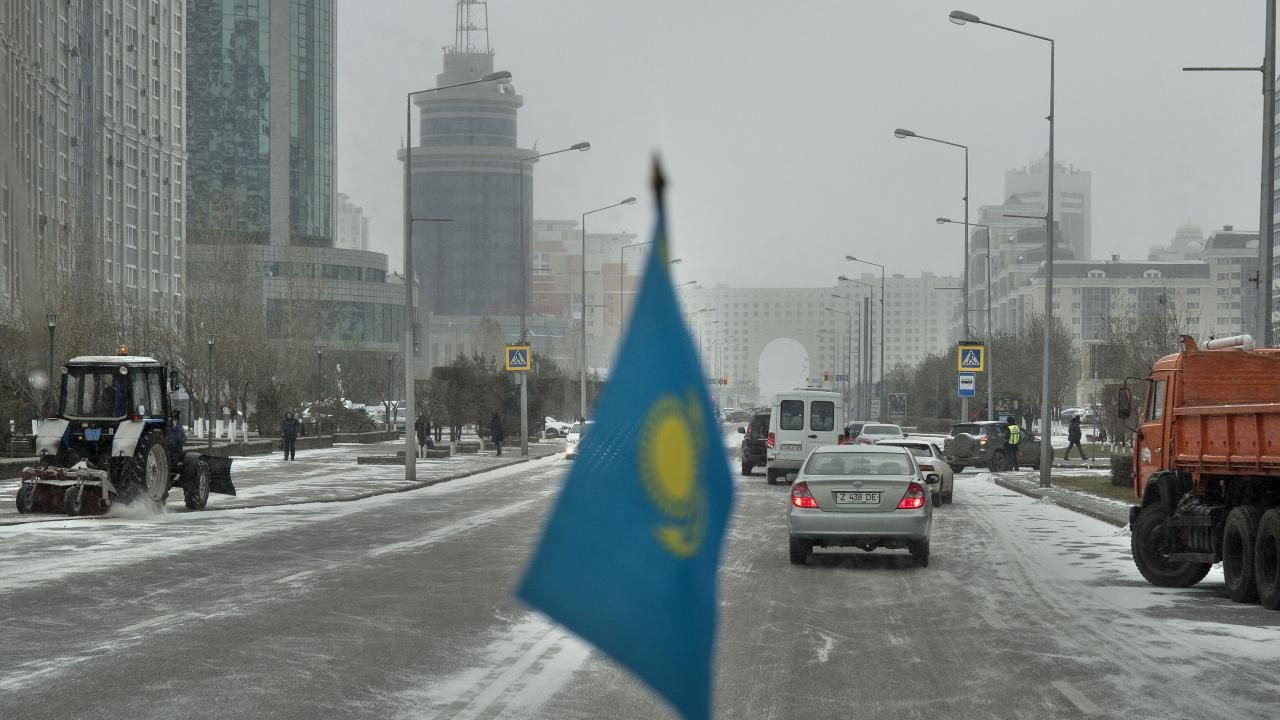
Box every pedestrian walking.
[281,411,302,461]
[490,413,506,456]
[1064,415,1089,460]
[415,415,431,456]
[1005,415,1022,471]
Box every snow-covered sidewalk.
[0,440,562,525]
[987,469,1131,526]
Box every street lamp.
[822,308,851,398]
[1182,1,1276,346]
[403,69,511,482]
[44,312,58,417]
[315,345,325,402]
[938,217,996,421]
[580,196,636,420]
[385,353,395,432]
[894,126,970,419]
[518,141,591,456]
[838,276,876,419]
[206,335,217,451]
[950,8,1055,487]
[846,256,886,421]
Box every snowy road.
[2,454,1279,719]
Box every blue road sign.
[505,345,532,372]
[835,374,849,382]
[957,372,976,398]
[957,343,985,372]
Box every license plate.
[834,491,880,504]
[780,443,802,451]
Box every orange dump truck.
[1119,334,1280,609]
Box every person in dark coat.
[490,413,506,456]
[1064,415,1088,460]
[415,416,431,455]
[281,412,302,461]
[168,410,186,466]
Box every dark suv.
[943,421,1042,472]
[738,411,770,476]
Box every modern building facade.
[1004,155,1092,262]
[1,0,187,327]
[186,0,335,247]
[401,4,527,322]
[335,192,369,251]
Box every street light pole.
[403,70,510,482]
[846,256,886,421]
[518,141,591,454]
[893,128,970,419]
[580,196,636,420]
[386,354,394,432]
[206,335,216,451]
[950,9,1055,487]
[938,218,996,420]
[45,312,58,417]
[838,276,875,418]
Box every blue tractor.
[16,351,236,516]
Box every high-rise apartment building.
[1,0,187,326]
[335,193,369,251]
[1004,155,1092,262]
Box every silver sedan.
[786,445,935,567]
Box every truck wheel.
[1131,504,1211,588]
[1223,506,1263,603]
[789,537,811,565]
[740,461,752,476]
[1255,509,1280,610]
[931,491,942,508]
[64,486,83,516]
[949,464,963,475]
[16,485,34,514]
[183,460,211,510]
[990,451,1006,472]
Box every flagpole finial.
[650,154,667,212]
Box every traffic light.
[822,371,830,382]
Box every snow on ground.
[0,454,562,594]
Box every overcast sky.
[335,0,1272,286]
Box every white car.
[544,417,573,438]
[564,421,594,459]
[877,438,955,506]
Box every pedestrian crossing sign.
[505,345,532,372]
[957,343,985,372]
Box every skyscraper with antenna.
[400,0,533,373]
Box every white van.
[766,388,843,484]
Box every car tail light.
[767,432,775,449]
[791,481,819,509]
[919,463,934,472]
[897,481,926,510]
[129,414,142,422]
[978,437,988,446]
[857,437,872,445]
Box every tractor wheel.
[118,431,169,510]
[184,460,211,510]
[16,485,34,514]
[64,486,83,516]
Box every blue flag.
[516,169,734,720]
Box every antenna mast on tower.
[454,0,492,54]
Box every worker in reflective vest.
[1005,417,1022,471]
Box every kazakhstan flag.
[516,164,734,720]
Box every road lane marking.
[274,570,313,584]
[367,498,540,558]
[1052,680,1100,715]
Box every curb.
[0,451,561,527]
[992,475,1128,528]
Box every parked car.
[564,421,594,459]
[854,423,906,445]
[766,388,844,485]
[737,411,771,476]
[943,421,1042,472]
[877,438,954,505]
[786,445,936,567]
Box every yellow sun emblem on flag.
[638,393,707,558]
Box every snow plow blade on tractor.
[14,350,236,517]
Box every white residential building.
[335,193,370,251]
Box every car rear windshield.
[886,444,931,458]
[779,400,804,431]
[862,424,901,435]
[950,424,981,436]
[748,413,770,437]
[804,452,913,476]
[810,401,835,431]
